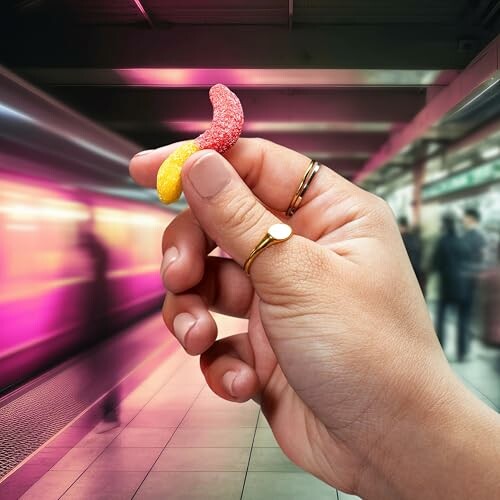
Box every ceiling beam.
[243,132,386,154]
[356,35,500,182]
[15,67,456,88]
[48,87,425,124]
[1,24,486,70]
[125,130,384,156]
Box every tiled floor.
[16,312,500,500]
[18,314,341,500]
[457,342,500,408]
[439,320,500,412]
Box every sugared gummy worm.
[156,84,244,204]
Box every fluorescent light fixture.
[0,203,89,221]
[116,68,449,88]
[480,146,500,159]
[165,120,393,134]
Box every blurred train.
[0,67,175,394]
[0,170,174,394]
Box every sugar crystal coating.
[156,84,244,204]
[195,84,244,153]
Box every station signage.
[422,160,500,200]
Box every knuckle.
[221,194,266,237]
[251,137,273,150]
[250,137,281,165]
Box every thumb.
[181,150,333,307]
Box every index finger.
[129,137,357,212]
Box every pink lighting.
[115,68,455,88]
[0,170,175,392]
[165,120,394,134]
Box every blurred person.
[483,223,500,268]
[432,214,468,360]
[398,216,424,294]
[462,208,487,269]
[78,223,120,430]
[130,139,500,499]
[482,242,500,347]
[460,208,487,357]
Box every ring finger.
[163,257,254,355]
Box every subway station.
[1,2,500,499]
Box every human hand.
[130,139,500,499]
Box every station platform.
[1,311,498,500]
[0,313,354,500]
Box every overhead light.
[480,146,500,160]
[453,159,471,171]
[164,120,393,134]
[115,68,448,88]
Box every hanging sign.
[422,160,500,200]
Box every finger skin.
[180,150,280,267]
[162,258,253,356]
[130,141,188,187]
[130,137,359,212]
[163,258,253,323]
[161,209,214,294]
[200,334,260,402]
[162,293,218,355]
[188,257,253,318]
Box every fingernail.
[160,247,179,280]
[188,152,230,198]
[134,149,154,157]
[222,371,238,398]
[173,313,196,345]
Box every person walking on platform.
[78,223,121,430]
[460,208,487,358]
[482,242,500,347]
[398,216,425,294]
[432,214,468,360]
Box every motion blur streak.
[0,67,175,395]
[0,170,174,393]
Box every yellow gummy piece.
[156,141,200,204]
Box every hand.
[130,139,500,499]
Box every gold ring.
[243,223,293,275]
[286,160,321,217]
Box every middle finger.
[163,257,253,355]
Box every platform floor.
[11,312,500,500]
[15,314,350,500]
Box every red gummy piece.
[195,84,244,154]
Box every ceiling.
[1,0,499,192]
